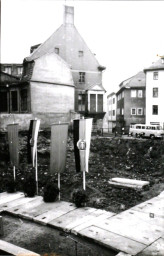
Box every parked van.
[129,124,164,139]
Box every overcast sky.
[1,0,164,94]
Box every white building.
[107,92,116,132]
[144,55,164,128]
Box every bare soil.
[0,132,164,213]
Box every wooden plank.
[132,197,164,218]
[34,201,76,225]
[72,210,115,234]
[108,181,143,190]
[137,237,164,256]
[111,178,149,187]
[7,197,43,219]
[0,196,39,211]
[48,207,97,231]
[125,209,164,228]
[0,239,40,256]
[78,225,146,255]
[0,192,24,206]
[95,210,164,245]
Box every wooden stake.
[83,171,86,190]
[58,173,60,200]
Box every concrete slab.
[0,192,10,199]
[71,210,115,234]
[0,239,40,256]
[78,225,146,255]
[137,237,164,256]
[34,201,76,225]
[48,207,97,231]
[0,196,39,211]
[7,197,43,219]
[95,210,164,245]
[0,192,24,206]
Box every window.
[78,51,83,57]
[10,90,18,111]
[122,91,124,98]
[117,94,121,101]
[4,66,12,74]
[131,108,136,115]
[153,72,158,80]
[90,94,96,112]
[131,90,136,97]
[78,94,85,111]
[20,89,28,111]
[17,66,23,75]
[153,88,158,97]
[112,110,115,116]
[97,94,103,112]
[0,91,8,112]
[138,90,143,98]
[152,105,158,115]
[79,72,85,83]
[54,47,59,54]
[113,98,115,104]
[137,108,143,115]
[121,108,124,115]
[117,108,120,115]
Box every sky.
[1,0,164,94]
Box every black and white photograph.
[0,0,164,255]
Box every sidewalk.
[0,191,164,256]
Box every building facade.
[29,5,106,128]
[107,92,116,132]
[144,55,164,128]
[0,50,75,131]
[1,63,23,78]
[116,71,146,134]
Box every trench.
[0,213,117,256]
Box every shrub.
[72,189,88,207]
[43,180,59,202]
[23,174,36,197]
[5,178,16,193]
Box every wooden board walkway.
[0,191,164,255]
[0,239,40,256]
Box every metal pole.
[35,147,38,195]
[13,166,16,181]
[83,171,86,190]
[58,173,60,200]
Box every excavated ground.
[0,131,164,213]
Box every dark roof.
[116,71,145,94]
[144,56,164,71]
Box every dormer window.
[54,47,59,54]
[78,51,83,57]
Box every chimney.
[63,5,74,25]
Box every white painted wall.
[146,70,164,128]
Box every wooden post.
[0,216,4,236]
[58,173,60,200]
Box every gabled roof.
[144,56,164,71]
[85,83,106,92]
